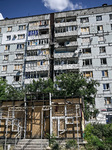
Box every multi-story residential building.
[0,4,112,123]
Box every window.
[28,30,38,36]
[15,54,23,59]
[55,26,77,33]
[103,83,110,90]
[2,76,6,80]
[39,20,49,26]
[7,26,12,32]
[18,25,26,30]
[109,14,112,20]
[83,71,93,78]
[97,25,103,31]
[39,39,48,45]
[66,17,76,22]
[5,45,10,50]
[82,48,91,54]
[25,72,48,79]
[28,40,39,46]
[102,70,108,77]
[96,15,102,21]
[12,35,17,40]
[37,60,48,66]
[80,17,89,23]
[14,64,22,70]
[7,35,11,41]
[27,50,37,56]
[39,29,49,35]
[14,76,21,82]
[105,97,112,105]
[101,58,107,65]
[83,59,92,66]
[29,20,49,27]
[18,34,25,39]
[81,27,89,33]
[4,55,9,61]
[17,44,24,49]
[99,47,106,53]
[2,65,7,71]
[82,37,90,43]
[98,36,104,42]
[111,24,112,30]
[26,62,37,68]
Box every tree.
[0,78,7,100]
[84,123,112,150]
[54,72,99,120]
[5,85,24,100]
[0,78,24,101]
[26,78,54,100]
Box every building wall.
[0,5,112,112]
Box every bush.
[65,139,77,149]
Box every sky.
[0,0,112,19]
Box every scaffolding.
[0,106,24,150]
[0,97,84,150]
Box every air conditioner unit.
[79,49,82,53]
[75,50,79,54]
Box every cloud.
[0,13,4,20]
[42,0,83,11]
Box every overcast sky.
[0,0,112,19]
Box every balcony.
[55,30,77,38]
[25,65,49,72]
[55,41,78,48]
[29,25,49,30]
[28,34,49,40]
[54,64,79,70]
[26,55,49,61]
[25,77,48,84]
[27,44,49,50]
[55,21,77,28]
[54,52,76,59]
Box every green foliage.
[26,78,53,94]
[84,123,112,150]
[0,78,24,101]
[65,139,77,149]
[46,133,56,146]
[51,142,60,150]
[0,78,7,100]
[55,73,99,120]
[5,85,24,100]
[46,133,60,150]
[0,73,99,121]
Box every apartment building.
[0,4,112,123]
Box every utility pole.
[22,24,29,139]
[49,13,54,136]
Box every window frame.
[100,58,107,65]
[7,35,11,41]
[2,65,7,72]
[3,55,9,61]
[102,70,108,77]
[104,97,112,105]
[103,83,110,91]
[99,46,106,53]
[83,59,92,66]
[109,14,112,20]
[80,17,89,23]
[7,26,12,32]
[97,25,103,32]
[18,25,26,31]
[5,45,10,50]
[96,15,102,21]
